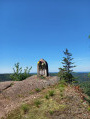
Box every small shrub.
[59,84,65,88]
[60,93,63,97]
[49,90,54,96]
[18,94,24,98]
[59,87,64,92]
[45,94,49,99]
[10,62,32,81]
[72,80,78,84]
[59,79,66,85]
[21,104,29,114]
[80,100,84,103]
[88,107,90,111]
[35,88,41,92]
[34,100,41,107]
[40,76,45,79]
[49,110,54,115]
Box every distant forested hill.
[72,72,90,82]
[72,72,90,97]
[50,72,90,82]
[0,72,90,82]
[0,74,12,82]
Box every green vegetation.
[58,48,76,83]
[21,104,29,114]
[0,74,12,82]
[59,80,66,99]
[88,73,90,79]
[88,35,90,39]
[35,88,41,92]
[49,110,54,115]
[70,72,90,98]
[45,94,49,99]
[10,62,32,81]
[49,90,55,96]
[18,94,24,98]
[40,75,45,79]
[79,81,90,97]
[49,73,57,76]
[88,107,90,111]
[34,100,41,107]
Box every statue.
[37,59,49,77]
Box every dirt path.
[0,75,60,119]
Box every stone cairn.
[37,59,49,77]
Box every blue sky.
[0,0,90,73]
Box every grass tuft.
[88,107,90,111]
[49,90,55,97]
[34,100,41,107]
[45,94,49,99]
[21,104,29,114]
[35,88,41,92]
[49,110,54,115]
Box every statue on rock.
[37,59,49,77]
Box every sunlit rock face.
[37,59,49,77]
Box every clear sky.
[0,0,90,73]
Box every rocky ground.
[0,75,90,119]
[0,75,60,118]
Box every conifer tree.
[58,48,76,82]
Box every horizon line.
[0,71,90,74]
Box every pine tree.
[58,48,76,82]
